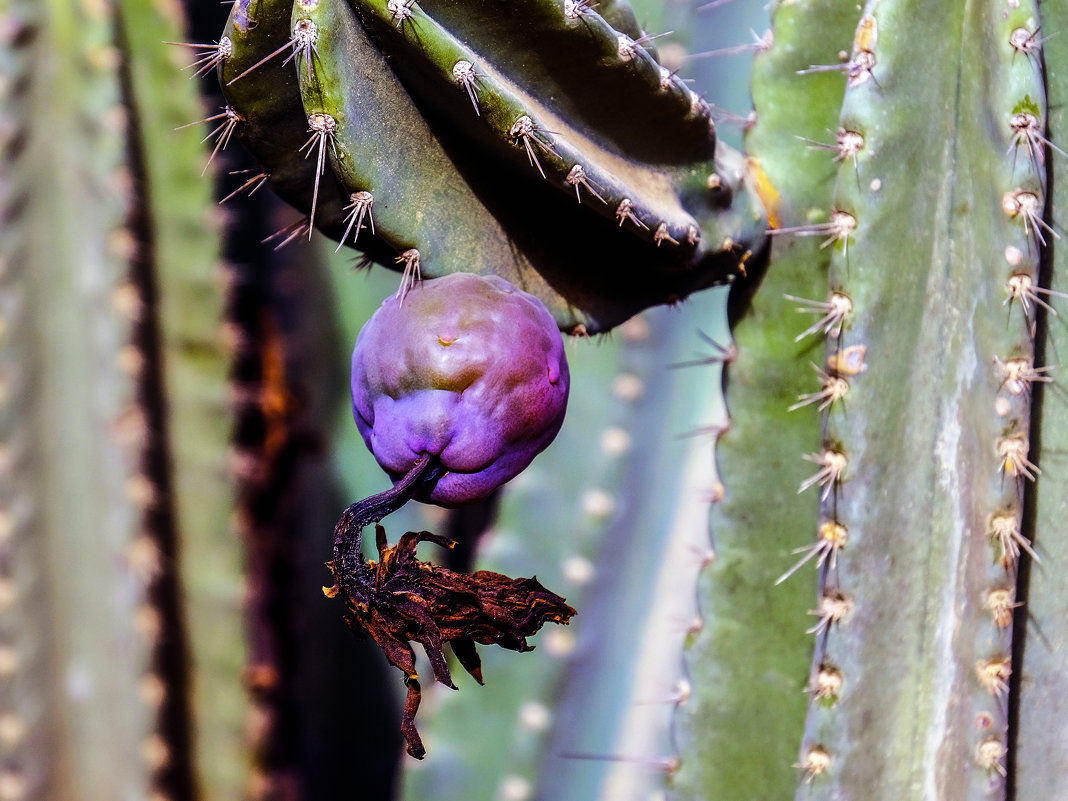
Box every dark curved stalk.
[331,455,447,578]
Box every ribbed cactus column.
[209,0,766,333]
[0,2,239,800]
[772,0,1048,796]
[672,2,861,799]
[0,3,153,799]
[123,2,246,798]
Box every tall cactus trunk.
[690,0,1068,798]
[1,1,239,800]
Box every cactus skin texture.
[21,0,1068,798]
[1,1,238,801]
[727,0,1068,798]
[672,2,860,799]
[350,273,569,507]
[213,0,766,333]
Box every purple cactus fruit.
[351,273,570,507]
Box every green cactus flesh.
[735,0,1056,796]
[122,1,246,797]
[2,1,237,800]
[211,0,766,333]
[672,2,862,799]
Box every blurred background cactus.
[5,1,1068,801]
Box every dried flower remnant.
[326,524,575,759]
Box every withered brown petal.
[449,636,484,685]
[401,677,425,760]
[327,526,576,759]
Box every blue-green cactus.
[210,0,766,333]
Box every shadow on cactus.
[206,0,765,334]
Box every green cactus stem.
[672,2,862,799]
[1,1,237,800]
[206,0,766,333]
[747,0,1050,796]
[0,3,153,799]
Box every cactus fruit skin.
[351,273,569,507]
[214,0,767,334]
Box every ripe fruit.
[351,273,570,506]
